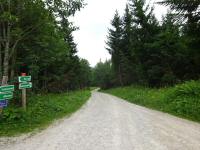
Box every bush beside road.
[103,81,200,123]
[0,90,91,136]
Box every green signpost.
[19,75,32,111]
[18,76,31,83]
[0,85,15,102]
[0,85,14,93]
[19,82,32,89]
[0,92,13,100]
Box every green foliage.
[105,0,200,88]
[2,108,28,122]
[158,0,200,17]
[0,0,90,92]
[169,80,200,98]
[159,0,200,80]
[0,90,91,136]
[92,60,114,89]
[104,80,200,122]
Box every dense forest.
[1,0,199,91]
[1,0,200,140]
[0,0,91,92]
[0,0,199,136]
[93,0,200,89]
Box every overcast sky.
[71,0,168,67]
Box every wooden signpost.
[19,74,32,111]
[0,66,32,113]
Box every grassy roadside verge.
[103,81,200,123]
[0,90,91,137]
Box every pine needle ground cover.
[0,90,91,136]
[104,81,200,122]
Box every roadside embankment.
[0,90,91,136]
[103,81,200,122]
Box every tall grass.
[104,81,200,122]
[0,90,91,136]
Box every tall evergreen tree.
[129,0,160,85]
[159,0,200,80]
[106,11,125,86]
[0,0,91,93]
[92,60,114,89]
[104,0,200,88]
[121,5,136,84]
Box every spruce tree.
[129,0,160,86]
[106,11,124,86]
[159,0,200,80]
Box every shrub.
[104,80,200,122]
[0,90,91,136]
[169,80,200,98]
[1,108,28,122]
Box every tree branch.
[8,22,44,60]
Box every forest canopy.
[94,0,200,89]
[0,0,91,92]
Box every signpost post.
[19,74,32,111]
[22,88,26,110]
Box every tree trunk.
[2,41,8,85]
[2,0,11,85]
[3,24,10,83]
[44,69,47,91]
[118,65,124,87]
[10,50,16,81]
[10,57,15,80]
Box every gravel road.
[1,91,200,150]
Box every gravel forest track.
[1,91,200,150]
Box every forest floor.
[1,91,200,150]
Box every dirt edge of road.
[0,95,93,146]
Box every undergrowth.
[0,90,91,136]
[104,80,200,122]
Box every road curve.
[1,91,200,150]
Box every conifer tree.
[106,11,124,86]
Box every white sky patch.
[71,0,168,67]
